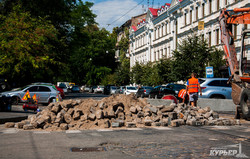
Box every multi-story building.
[129,0,250,68]
[115,13,146,62]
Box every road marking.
[153,127,172,130]
[126,128,143,131]
[33,131,51,134]
[209,138,218,141]
[97,129,113,132]
[89,132,102,137]
[2,129,19,134]
[211,126,230,130]
[66,130,82,133]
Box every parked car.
[0,84,60,105]
[89,86,97,93]
[110,86,119,95]
[119,86,125,94]
[103,85,115,95]
[94,85,104,93]
[55,86,65,99]
[198,78,232,99]
[71,85,80,93]
[136,86,154,98]
[124,86,137,95]
[149,85,177,99]
[58,83,68,94]
[165,83,186,96]
[84,86,90,92]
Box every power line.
[106,0,144,29]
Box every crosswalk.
[0,127,172,134]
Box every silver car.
[199,78,232,99]
[0,84,60,105]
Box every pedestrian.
[186,73,202,106]
[178,89,189,104]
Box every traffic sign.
[206,66,214,78]
[22,90,31,101]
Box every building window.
[190,10,192,24]
[217,0,220,11]
[184,13,187,25]
[162,25,164,37]
[225,0,227,6]
[165,23,168,34]
[196,7,198,21]
[209,0,212,14]
[202,3,205,18]
[234,25,237,40]
[244,24,248,29]
[164,48,167,57]
[208,32,211,47]
[154,29,156,40]
[158,27,160,39]
[202,34,204,41]
[216,29,219,45]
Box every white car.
[94,85,104,93]
[124,86,137,95]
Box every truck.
[219,7,250,119]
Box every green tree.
[209,48,226,77]
[0,4,65,86]
[172,34,211,81]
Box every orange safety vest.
[178,89,188,99]
[188,77,199,93]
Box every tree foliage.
[0,4,64,85]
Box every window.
[201,34,204,41]
[196,7,198,21]
[216,29,219,45]
[162,25,164,37]
[158,27,160,39]
[234,25,237,40]
[209,0,212,14]
[217,0,220,11]
[165,23,168,34]
[225,0,227,6]
[202,3,205,18]
[154,29,156,40]
[208,32,211,46]
[184,13,187,25]
[38,86,51,92]
[220,80,231,87]
[25,86,38,92]
[208,80,221,86]
[190,10,192,24]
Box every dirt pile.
[5,94,240,130]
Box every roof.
[149,8,159,17]
[165,3,171,6]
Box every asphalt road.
[0,92,250,159]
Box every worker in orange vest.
[178,89,189,104]
[186,73,202,107]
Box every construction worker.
[178,89,189,104]
[186,73,202,107]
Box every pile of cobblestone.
[5,94,240,130]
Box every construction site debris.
[8,94,240,131]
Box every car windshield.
[173,85,186,90]
[111,86,116,89]
[127,87,136,90]
[59,83,66,88]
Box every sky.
[86,0,172,32]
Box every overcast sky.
[86,0,172,32]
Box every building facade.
[129,0,250,68]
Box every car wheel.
[210,95,225,99]
[47,97,56,105]
[141,94,144,98]
[11,96,20,105]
